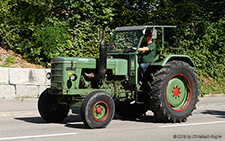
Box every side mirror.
[142,29,146,35]
[151,28,157,39]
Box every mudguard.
[151,54,195,67]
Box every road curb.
[0,110,74,118]
[0,111,39,117]
[199,94,225,97]
[0,98,38,102]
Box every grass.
[199,76,225,96]
[0,55,16,67]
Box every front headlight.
[70,74,77,81]
[46,72,51,80]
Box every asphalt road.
[0,96,225,141]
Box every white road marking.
[158,121,225,128]
[0,133,77,140]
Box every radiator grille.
[51,63,63,91]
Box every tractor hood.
[51,56,128,76]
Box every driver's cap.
[144,32,152,37]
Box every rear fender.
[151,54,195,67]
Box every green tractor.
[38,25,200,129]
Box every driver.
[138,32,156,84]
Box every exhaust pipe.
[99,26,107,83]
[84,26,107,87]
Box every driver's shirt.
[141,42,156,63]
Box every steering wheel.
[123,47,137,52]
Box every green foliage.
[111,0,159,27]
[0,0,224,95]
[183,19,225,95]
[180,18,225,79]
[0,0,52,49]
[17,25,71,66]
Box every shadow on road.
[14,113,158,129]
[114,114,158,123]
[64,114,158,129]
[65,123,87,129]
[14,114,82,124]
[14,117,46,124]
[202,110,225,118]
[14,114,87,129]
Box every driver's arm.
[138,47,149,52]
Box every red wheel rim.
[92,100,109,122]
[166,73,192,111]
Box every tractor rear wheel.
[146,60,200,122]
[81,91,115,129]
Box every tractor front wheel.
[81,91,115,129]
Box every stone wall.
[0,67,50,99]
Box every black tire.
[38,90,69,122]
[115,101,148,118]
[81,91,115,129]
[146,60,200,122]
